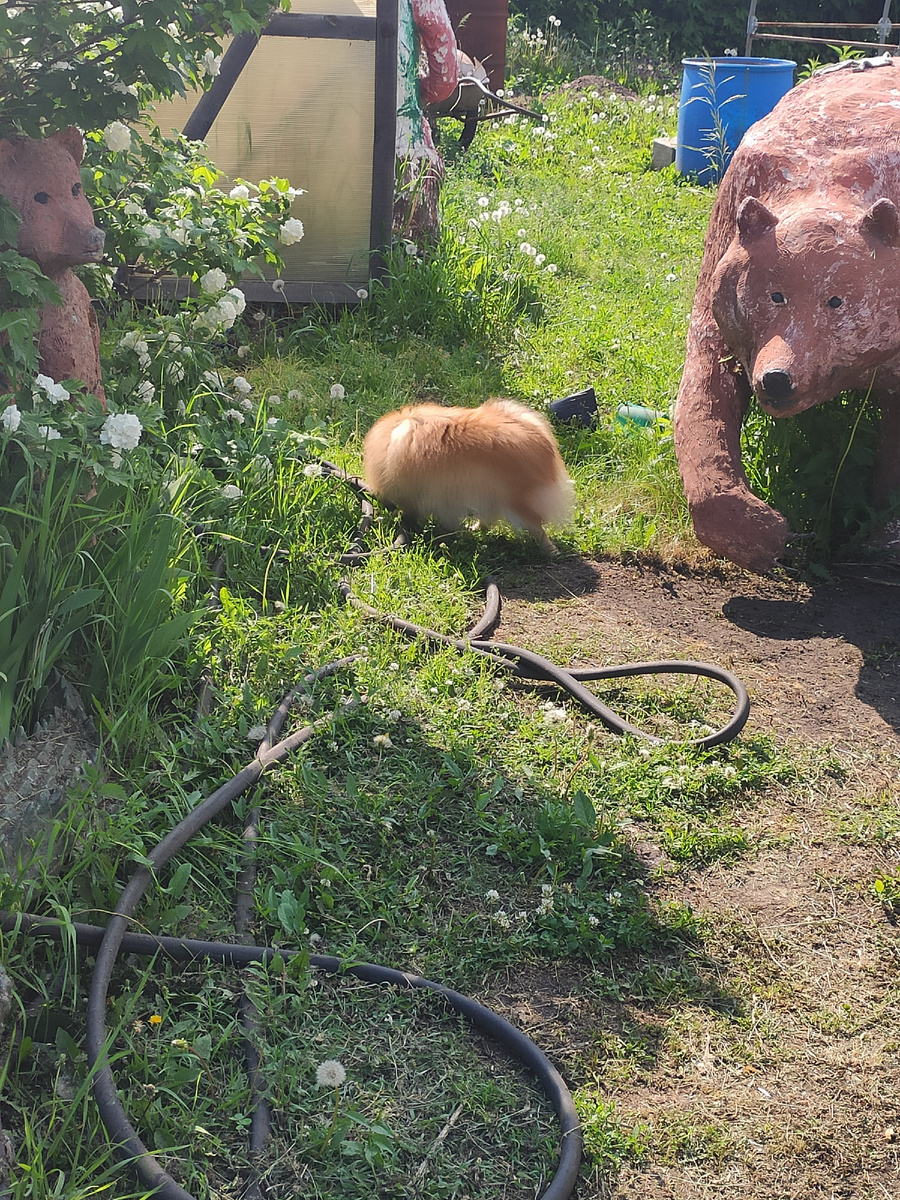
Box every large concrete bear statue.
[0,127,106,403]
[673,58,900,572]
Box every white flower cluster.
[1,404,22,433]
[103,121,131,153]
[193,285,247,333]
[537,883,554,916]
[273,181,306,200]
[100,412,143,451]
[492,906,531,930]
[201,49,222,76]
[119,330,151,369]
[33,373,70,405]
[200,267,228,294]
[278,217,305,246]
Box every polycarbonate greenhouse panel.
[146,0,396,303]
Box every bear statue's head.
[710,193,900,418]
[0,127,106,273]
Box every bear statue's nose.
[759,369,794,404]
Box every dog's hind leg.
[506,503,559,555]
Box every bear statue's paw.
[689,489,791,574]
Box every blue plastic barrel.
[675,57,795,183]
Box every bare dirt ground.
[483,556,900,1200]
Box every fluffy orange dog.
[363,399,574,553]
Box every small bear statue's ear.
[736,196,779,245]
[50,127,85,166]
[860,197,900,248]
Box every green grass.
[0,59,858,1200]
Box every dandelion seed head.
[316,1059,346,1087]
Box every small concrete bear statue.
[0,127,106,403]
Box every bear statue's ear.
[50,127,85,166]
[736,196,779,244]
[0,139,17,166]
[860,197,900,247]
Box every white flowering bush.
[4,376,150,481]
[0,346,333,740]
[86,125,304,302]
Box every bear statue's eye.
[827,295,843,309]
[33,192,50,205]
[71,182,82,197]
[770,292,786,304]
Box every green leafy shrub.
[0,199,61,386]
[741,391,886,562]
[509,0,878,67]
[0,0,281,139]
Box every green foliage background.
[509,0,881,63]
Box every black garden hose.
[339,581,750,749]
[85,661,361,1200]
[71,651,583,1200]
[6,914,582,1200]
